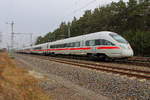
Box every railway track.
[51,54,150,67]
[43,54,150,67]
[115,59,150,67]
[18,53,150,67]
[22,54,150,80]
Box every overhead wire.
[62,0,97,21]
[51,0,98,32]
[51,0,78,31]
[73,0,97,13]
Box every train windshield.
[109,34,128,44]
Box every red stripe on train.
[32,47,92,51]
[32,46,120,52]
[96,46,120,49]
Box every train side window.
[56,45,59,48]
[103,40,115,45]
[86,41,90,46]
[50,45,53,48]
[86,40,94,46]
[65,43,68,48]
[66,43,71,47]
[60,44,62,48]
[53,45,56,48]
[92,39,115,46]
[74,42,80,47]
[55,45,58,48]
[78,42,80,47]
[59,44,61,48]
[70,43,75,47]
[58,44,61,48]
[95,39,103,45]
[57,44,60,48]
[70,43,73,47]
[34,47,42,50]
[52,45,55,48]
[89,40,95,46]
[56,45,58,48]
[61,44,64,48]
[60,44,64,48]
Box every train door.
[94,39,112,55]
[101,40,122,57]
[92,41,97,53]
[46,44,48,54]
[85,40,95,54]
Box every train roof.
[54,31,113,41]
[32,31,116,48]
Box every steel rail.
[26,54,150,80]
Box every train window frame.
[74,42,80,47]
[70,43,75,47]
[50,41,81,48]
[85,41,90,46]
[50,45,53,48]
[64,43,68,48]
[109,33,128,44]
[95,39,103,45]
[101,39,111,45]
[47,44,48,49]
[66,43,69,47]
[85,40,95,46]
[86,39,115,46]
[34,47,42,50]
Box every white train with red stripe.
[19,31,134,59]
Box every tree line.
[36,0,150,56]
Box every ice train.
[18,31,134,59]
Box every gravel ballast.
[15,54,150,100]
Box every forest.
[35,0,150,56]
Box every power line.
[14,33,33,46]
[51,0,79,30]
[52,0,98,31]
[62,0,97,22]
[73,0,97,13]
[50,0,98,39]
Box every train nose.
[120,44,134,57]
[122,48,134,57]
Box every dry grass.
[0,52,51,100]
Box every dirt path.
[0,52,51,100]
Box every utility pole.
[68,24,71,38]
[6,21,34,55]
[6,21,15,57]
[30,33,33,47]
[11,21,14,50]
[0,32,2,43]
[6,21,15,50]
[7,43,10,52]
[0,32,2,49]
[14,33,33,47]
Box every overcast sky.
[0,0,128,48]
